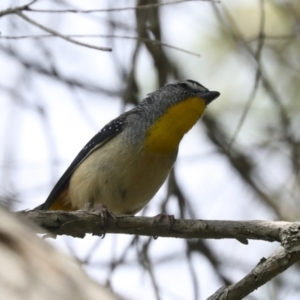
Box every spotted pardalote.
[35,80,220,214]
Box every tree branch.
[207,246,300,300]
[22,210,295,242]
[15,11,111,52]
[22,210,300,299]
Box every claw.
[87,204,116,237]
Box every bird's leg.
[86,202,117,233]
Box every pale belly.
[69,136,177,214]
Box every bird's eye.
[178,83,189,89]
[187,79,199,85]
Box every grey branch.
[207,244,300,300]
[23,210,295,242]
[22,210,300,300]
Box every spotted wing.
[36,116,127,210]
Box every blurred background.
[0,0,300,299]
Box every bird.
[35,80,220,216]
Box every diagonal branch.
[0,0,37,17]
[207,245,300,300]
[15,11,112,52]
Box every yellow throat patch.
[144,97,206,155]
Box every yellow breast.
[144,97,206,155]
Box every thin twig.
[15,11,112,52]
[228,0,265,151]
[218,3,292,140]
[247,34,298,42]
[0,34,200,57]
[0,0,37,17]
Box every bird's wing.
[36,115,128,210]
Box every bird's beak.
[200,91,220,105]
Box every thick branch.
[23,210,296,242]
[22,211,300,300]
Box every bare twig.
[228,0,265,151]
[215,3,292,138]
[0,0,37,17]
[0,34,200,57]
[15,11,112,52]
[247,34,299,42]
[0,45,118,95]
[25,0,219,14]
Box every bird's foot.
[87,204,117,237]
